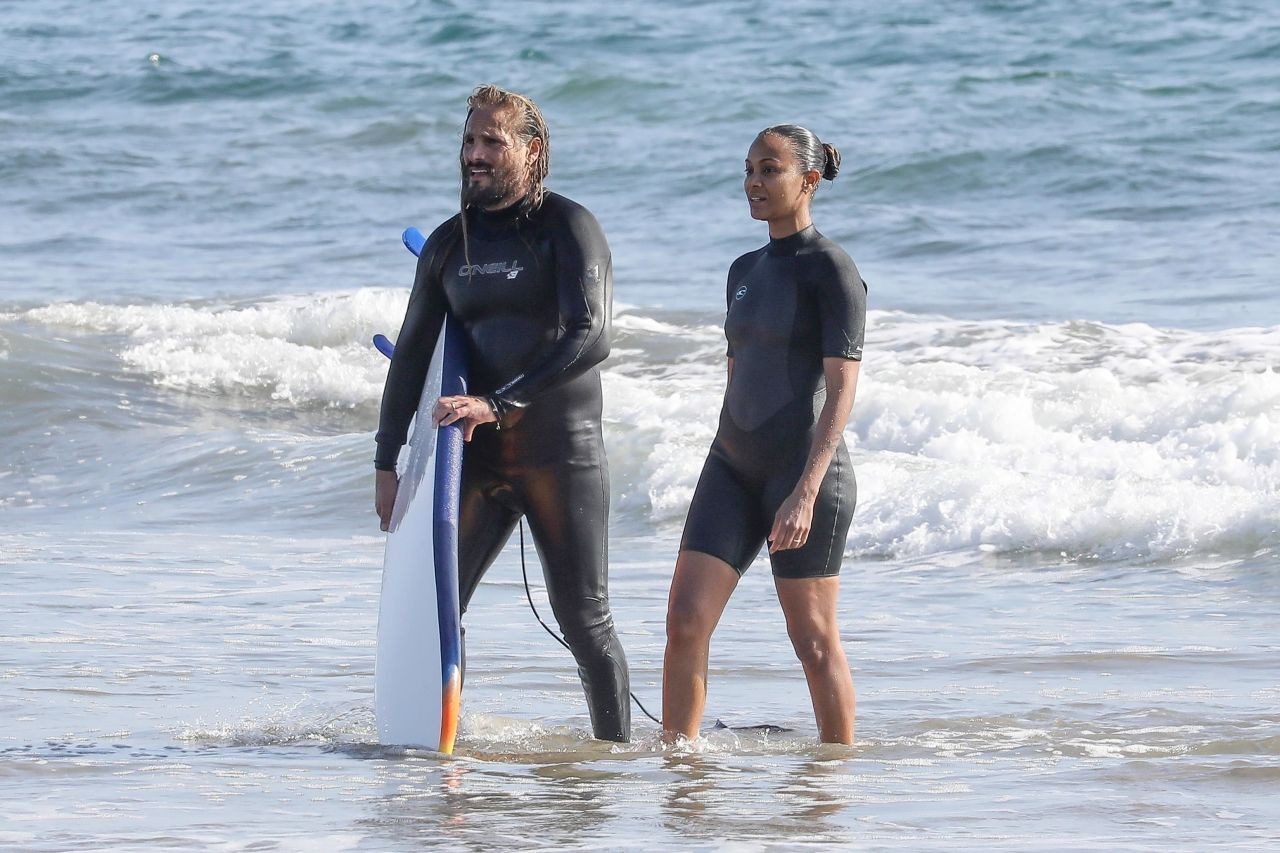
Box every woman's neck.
[767,208,813,240]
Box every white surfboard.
[374,227,465,752]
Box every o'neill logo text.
[460,260,525,280]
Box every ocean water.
[2,0,1278,850]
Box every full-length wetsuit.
[375,191,630,741]
[681,225,867,578]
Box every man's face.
[460,105,539,210]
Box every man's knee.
[554,598,616,652]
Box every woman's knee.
[665,597,717,648]
[788,625,844,672]
[665,551,739,649]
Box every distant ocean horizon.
[3,1,1278,850]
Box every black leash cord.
[518,520,662,727]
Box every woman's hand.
[375,469,399,532]
[433,395,497,441]
[769,488,816,553]
[769,359,860,554]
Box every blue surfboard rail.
[433,315,466,747]
[375,226,467,751]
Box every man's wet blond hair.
[460,84,551,215]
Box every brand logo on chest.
[734,285,748,301]
[459,260,525,280]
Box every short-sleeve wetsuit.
[375,191,630,741]
[680,225,867,579]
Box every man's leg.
[456,462,522,679]
[521,461,631,742]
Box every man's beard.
[462,164,524,208]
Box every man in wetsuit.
[374,85,630,742]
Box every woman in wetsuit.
[662,125,866,744]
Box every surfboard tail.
[439,665,462,754]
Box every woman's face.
[743,133,817,224]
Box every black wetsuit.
[375,191,630,742]
[680,225,866,578]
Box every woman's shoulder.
[728,245,767,281]
[801,229,854,262]
[800,231,861,285]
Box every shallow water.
[4,533,1278,849]
[3,0,1279,849]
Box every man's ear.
[527,136,543,165]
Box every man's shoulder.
[424,213,463,246]
[539,191,602,230]
[404,216,463,281]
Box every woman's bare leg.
[775,575,855,744]
[661,551,739,741]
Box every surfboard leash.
[517,521,662,727]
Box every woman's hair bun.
[756,124,841,187]
[821,142,841,181]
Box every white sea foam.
[605,308,1280,561]
[27,289,410,407]
[24,294,1280,561]
[843,313,1280,559]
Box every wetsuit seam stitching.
[824,450,842,573]
[596,461,610,592]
